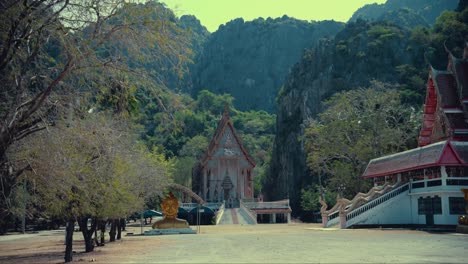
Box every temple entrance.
[224,188,230,202]
[222,173,235,208]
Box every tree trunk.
[109,219,117,242]
[117,218,122,240]
[94,225,100,247]
[78,216,96,252]
[100,221,106,246]
[64,219,74,263]
[121,218,126,231]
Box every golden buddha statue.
[152,192,189,229]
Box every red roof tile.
[362,141,468,178]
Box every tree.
[304,81,419,199]
[10,113,172,261]
[0,0,191,234]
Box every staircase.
[218,208,256,225]
[324,182,410,228]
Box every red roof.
[362,141,468,178]
[418,49,468,147]
[199,110,256,167]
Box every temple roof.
[198,109,255,168]
[362,141,468,178]
[418,45,468,146]
[365,44,468,179]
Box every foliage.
[304,82,419,199]
[153,90,276,195]
[300,185,336,212]
[0,0,195,232]
[269,4,467,213]
[349,0,458,26]
[11,114,172,220]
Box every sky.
[160,0,387,32]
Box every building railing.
[410,177,468,191]
[446,177,468,186]
[323,182,395,227]
[214,201,225,225]
[239,200,257,224]
[324,174,468,228]
[346,182,409,222]
[242,199,290,210]
[180,202,223,211]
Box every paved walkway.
[218,208,251,225]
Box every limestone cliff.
[349,0,458,25]
[192,17,344,112]
[266,20,424,213]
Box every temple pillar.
[272,213,276,223]
[287,213,291,224]
[441,166,447,186]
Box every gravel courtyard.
[1,223,467,263]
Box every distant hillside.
[192,17,344,112]
[349,0,458,26]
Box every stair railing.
[239,200,257,224]
[321,181,405,228]
[345,182,410,226]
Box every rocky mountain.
[267,0,468,215]
[265,23,436,213]
[349,0,458,26]
[191,17,344,112]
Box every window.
[418,196,442,215]
[449,197,466,215]
[418,197,425,215]
[433,196,442,214]
[446,166,468,177]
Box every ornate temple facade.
[321,44,468,228]
[192,109,255,206]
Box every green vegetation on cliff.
[268,2,467,216]
[349,0,458,26]
[192,17,344,112]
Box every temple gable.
[192,110,255,205]
[419,44,468,146]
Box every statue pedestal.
[144,228,196,236]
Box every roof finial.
[423,50,432,68]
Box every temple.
[187,108,292,225]
[321,44,468,228]
[192,107,256,207]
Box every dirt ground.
[1,223,467,263]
